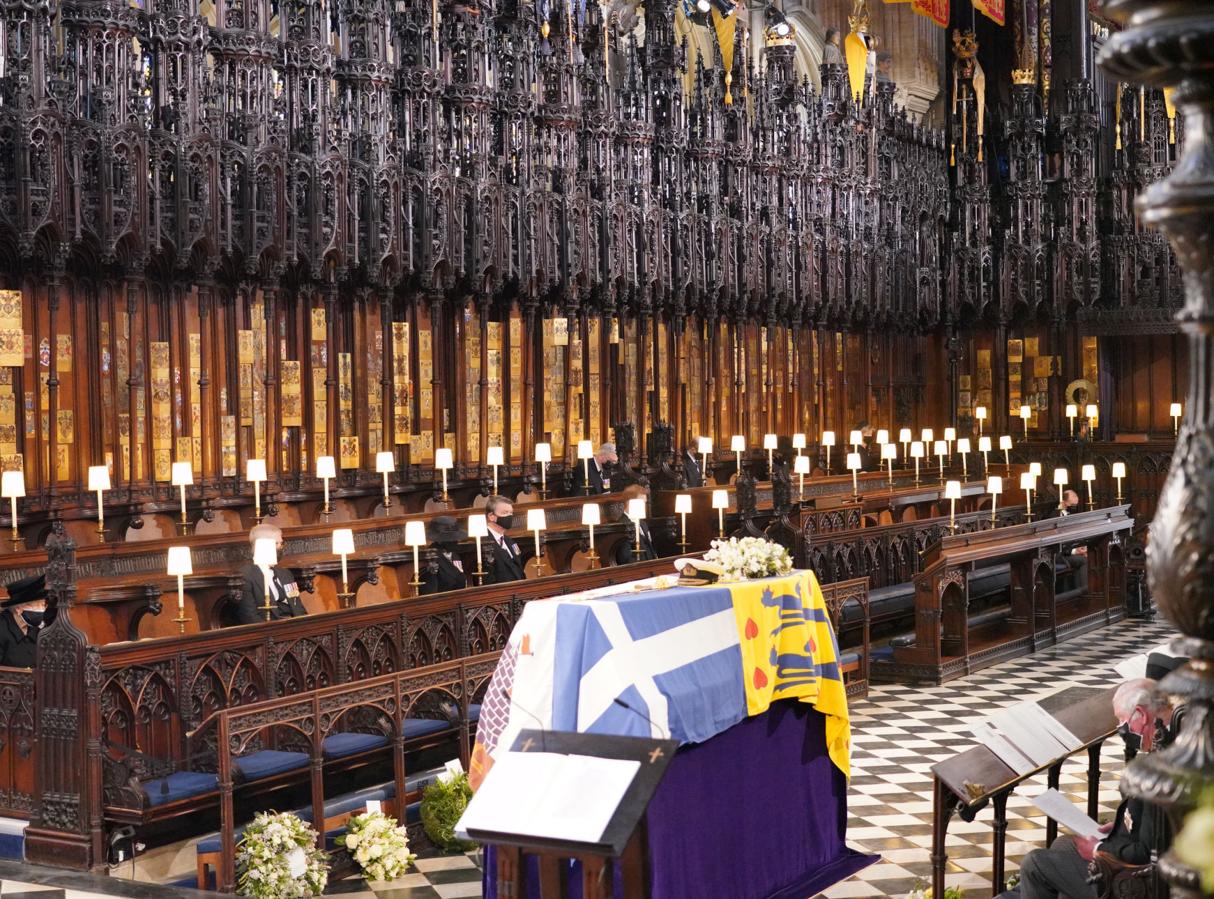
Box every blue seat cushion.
[839,651,861,668]
[322,732,389,759]
[142,770,219,807]
[468,703,481,723]
[402,717,451,739]
[234,750,309,781]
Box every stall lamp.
[486,445,505,493]
[712,488,729,538]
[987,476,1002,524]
[577,440,594,495]
[1082,464,1097,510]
[945,480,961,531]
[375,451,395,510]
[246,458,267,522]
[435,447,454,502]
[881,442,896,488]
[527,507,548,571]
[88,465,111,541]
[821,431,835,474]
[791,433,806,457]
[1054,468,1069,514]
[794,454,810,500]
[0,471,22,550]
[1019,405,1032,439]
[405,520,426,596]
[166,546,193,633]
[847,452,862,498]
[316,455,337,513]
[332,528,356,606]
[171,461,193,533]
[999,435,1012,467]
[1066,404,1078,437]
[978,436,992,472]
[763,434,778,473]
[956,438,971,479]
[627,497,647,560]
[1170,402,1183,436]
[898,428,912,465]
[731,435,746,477]
[253,537,278,619]
[698,436,713,479]
[1021,471,1037,522]
[468,513,489,580]
[934,440,947,483]
[674,494,691,551]
[975,406,987,436]
[910,441,924,486]
[1112,461,1127,504]
[535,442,552,497]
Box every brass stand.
[96,524,107,544]
[261,590,274,621]
[632,540,643,561]
[8,531,21,552]
[474,567,486,586]
[337,591,355,609]
[585,550,601,570]
[409,576,423,597]
[172,615,189,634]
[176,520,191,537]
[677,540,689,555]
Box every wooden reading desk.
[930,686,1117,897]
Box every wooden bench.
[877,505,1133,683]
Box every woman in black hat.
[0,574,47,668]
[420,516,469,595]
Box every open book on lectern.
[457,729,677,857]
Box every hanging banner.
[0,291,22,368]
[912,0,949,26]
[973,0,1004,25]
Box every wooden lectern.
[464,730,678,899]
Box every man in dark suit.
[420,516,468,594]
[614,481,659,565]
[0,574,47,668]
[572,443,618,495]
[234,524,308,624]
[682,444,704,488]
[996,679,1171,899]
[484,495,527,583]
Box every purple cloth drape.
[481,700,876,899]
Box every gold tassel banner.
[711,6,736,104]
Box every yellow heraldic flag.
[729,571,852,778]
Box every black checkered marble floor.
[322,851,483,898]
[812,616,1177,899]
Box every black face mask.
[494,514,514,531]
[21,610,43,628]
[1117,722,1140,754]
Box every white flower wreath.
[337,809,417,883]
[701,536,794,582]
[235,811,329,898]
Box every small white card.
[365,799,382,815]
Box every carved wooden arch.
[342,621,403,681]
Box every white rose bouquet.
[701,536,793,582]
[337,809,417,883]
[236,811,328,898]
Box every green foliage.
[420,772,478,852]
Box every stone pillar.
[1100,3,1214,894]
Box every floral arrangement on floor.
[337,809,416,883]
[235,810,328,899]
[906,880,964,899]
[701,536,794,582]
[1174,785,1214,892]
[421,767,478,852]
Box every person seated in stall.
[234,524,307,624]
[996,678,1172,899]
[572,442,618,495]
[683,442,704,488]
[420,516,468,594]
[0,574,47,668]
[614,479,659,565]
[823,27,844,65]
[484,495,527,583]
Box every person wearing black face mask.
[996,678,1171,899]
[484,495,527,583]
[420,516,468,594]
[0,573,48,668]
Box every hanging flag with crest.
[973,0,1004,25]
[912,0,949,26]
